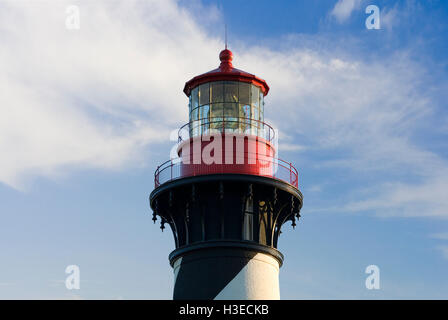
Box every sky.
[0,0,448,299]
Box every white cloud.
[344,173,448,218]
[278,143,306,152]
[306,185,322,193]
[432,234,448,259]
[437,246,448,260]
[431,233,448,241]
[330,0,363,23]
[381,6,399,30]
[0,0,447,223]
[381,1,424,30]
[0,0,222,189]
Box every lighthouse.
[149,48,303,300]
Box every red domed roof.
[183,49,270,97]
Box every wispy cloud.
[431,233,448,241]
[278,143,306,152]
[0,0,221,189]
[344,174,448,218]
[0,282,14,286]
[437,246,448,260]
[381,1,425,30]
[330,0,363,23]
[431,233,448,260]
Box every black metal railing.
[154,154,298,189]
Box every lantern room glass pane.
[210,103,223,130]
[199,83,210,106]
[239,82,250,105]
[224,82,238,103]
[191,87,199,110]
[251,85,259,109]
[252,106,259,135]
[210,103,223,118]
[199,105,210,121]
[224,103,238,118]
[191,107,199,136]
[240,104,251,133]
[192,107,199,121]
[189,95,192,115]
[188,81,267,139]
[241,104,251,119]
[224,103,238,131]
[211,82,224,103]
[199,105,210,134]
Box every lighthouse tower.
[149,49,303,300]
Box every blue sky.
[0,0,448,299]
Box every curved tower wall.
[173,245,280,300]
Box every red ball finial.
[219,49,233,71]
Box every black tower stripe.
[173,247,257,300]
[171,241,284,300]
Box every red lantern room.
[155,49,298,187]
